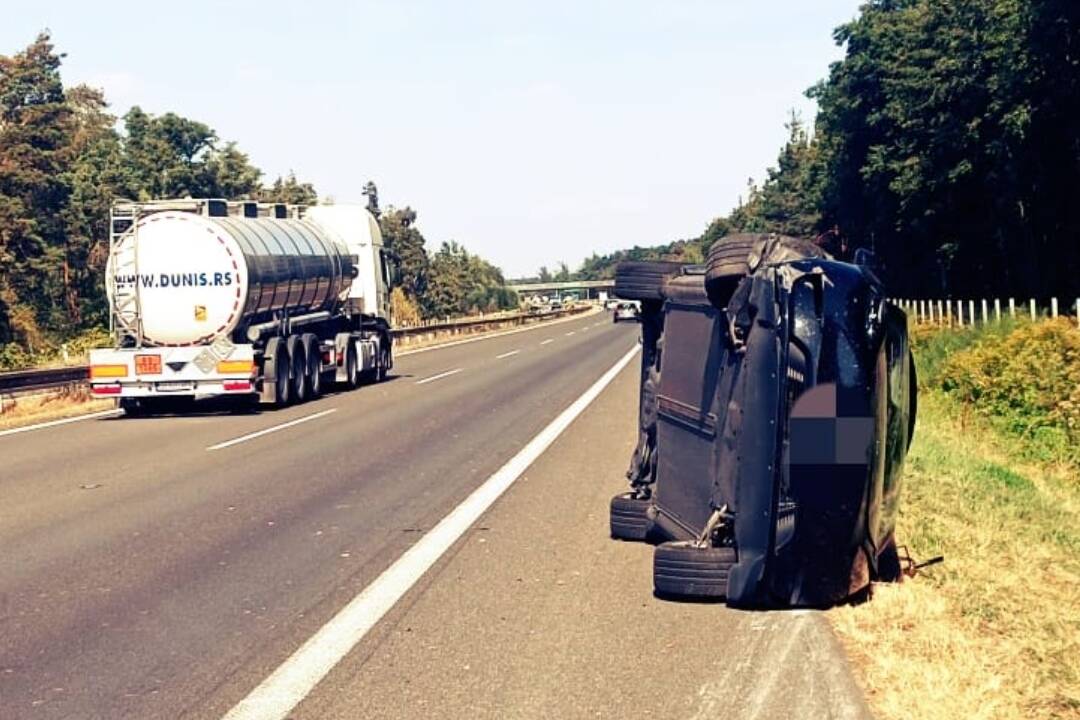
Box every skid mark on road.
[219,344,641,720]
[207,409,338,451]
[415,368,464,385]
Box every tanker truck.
[88,198,394,414]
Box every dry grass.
[830,392,1080,719]
[0,385,115,430]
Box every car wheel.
[614,261,685,302]
[653,541,736,599]
[704,234,761,309]
[609,492,652,541]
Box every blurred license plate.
[135,354,162,374]
[156,381,193,392]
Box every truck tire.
[610,493,652,541]
[345,341,360,389]
[265,337,291,406]
[120,397,155,417]
[287,335,308,404]
[302,333,323,398]
[377,342,391,383]
[614,261,685,302]
[704,234,760,309]
[653,542,736,599]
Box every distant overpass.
[507,279,615,299]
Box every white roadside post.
[946,300,953,327]
[1030,298,1037,322]
[957,300,964,328]
[994,298,1001,322]
[1009,297,1016,319]
[1051,297,1059,319]
[981,299,989,325]
[938,300,944,326]
[969,300,976,326]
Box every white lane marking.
[415,368,463,385]
[565,331,576,336]
[540,339,554,346]
[0,409,123,438]
[220,343,640,720]
[495,350,520,359]
[206,409,337,451]
[395,307,602,357]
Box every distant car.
[613,302,639,323]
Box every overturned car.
[610,234,916,608]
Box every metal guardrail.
[0,366,90,395]
[0,306,593,395]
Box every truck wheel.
[302,333,322,398]
[266,337,291,406]
[610,493,652,541]
[704,234,760,309]
[614,261,684,302]
[376,343,391,382]
[653,542,736,599]
[120,397,153,417]
[345,342,360,389]
[287,335,308,404]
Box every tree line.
[573,0,1080,301]
[0,33,514,365]
[369,190,517,324]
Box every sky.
[4,1,860,278]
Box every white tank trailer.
[89,199,394,412]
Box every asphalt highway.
[0,309,869,720]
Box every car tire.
[704,234,761,309]
[653,541,736,599]
[614,261,685,302]
[610,492,652,541]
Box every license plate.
[156,381,194,392]
[135,354,162,375]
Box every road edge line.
[220,343,641,720]
[0,409,123,438]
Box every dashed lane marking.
[207,409,337,451]
[415,368,464,385]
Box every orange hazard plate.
[135,354,162,375]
